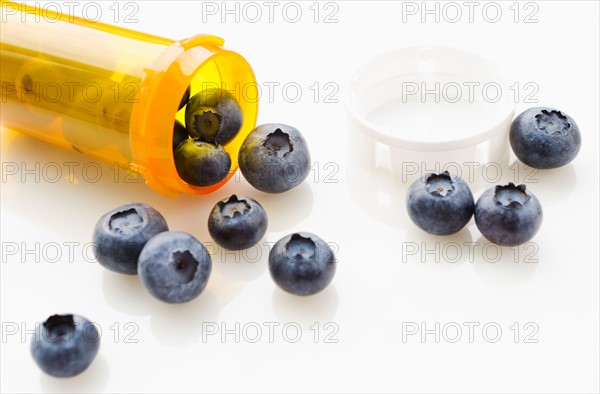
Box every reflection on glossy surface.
[1,129,220,236]
[212,243,268,282]
[403,225,475,270]
[505,161,577,206]
[39,354,109,393]
[149,290,220,347]
[1,129,149,231]
[252,181,314,231]
[272,285,338,325]
[101,271,152,316]
[471,236,539,287]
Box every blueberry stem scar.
[109,208,143,235]
[493,182,529,207]
[535,109,571,135]
[425,171,455,197]
[195,111,222,137]
[43,314,75,340]
[169,250,199,284]
[263,128,293,158]
[285,233,316,260]
[218,194,251,218]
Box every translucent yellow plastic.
[0,1,258,197]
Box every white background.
[1,1,599,393]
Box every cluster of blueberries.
[30,102,582,378]
[173,87,311,193]
[31,195,336,377]
[92,199,336,302]
[406,107,581,246]
[30,88,335,378]
[172,87,240,186]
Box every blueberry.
[174,138,232,186]
[179,86,191,111]
[92,203,168,275]
[31,314,100,378]
[406,171,474,235]
[184,89,243,145]
[475,183,543,246]
[138,231,212,304]
[208,195,268,250]
[239,123,311,193]
[269,232,335,296]
[173,120,189,151]
[510,107,582,169]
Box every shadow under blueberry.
[39,353,109,394]
[148,289,219,347]
[271,285,339,325]
[503,160,577,206]
[101,270,152,316]
[403,225,474,271]
[212,242,269,282]
[471,236,539,287]
[254,181,314,232]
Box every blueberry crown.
[218,194,251,217]
[109,208,144,235]
[285,233,316,260]
[195,110,222,137]
[493,182,530,207]
[535,109,571,135]
[169,251,199,284]
[263,129,293,158]
[43,314,75,340]
[425,171,455,197]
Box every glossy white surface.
[1,1,599,393]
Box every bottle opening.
[130,35,258,197]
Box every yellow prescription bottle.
[0,1,258,196]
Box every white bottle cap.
[348,46,515,190]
